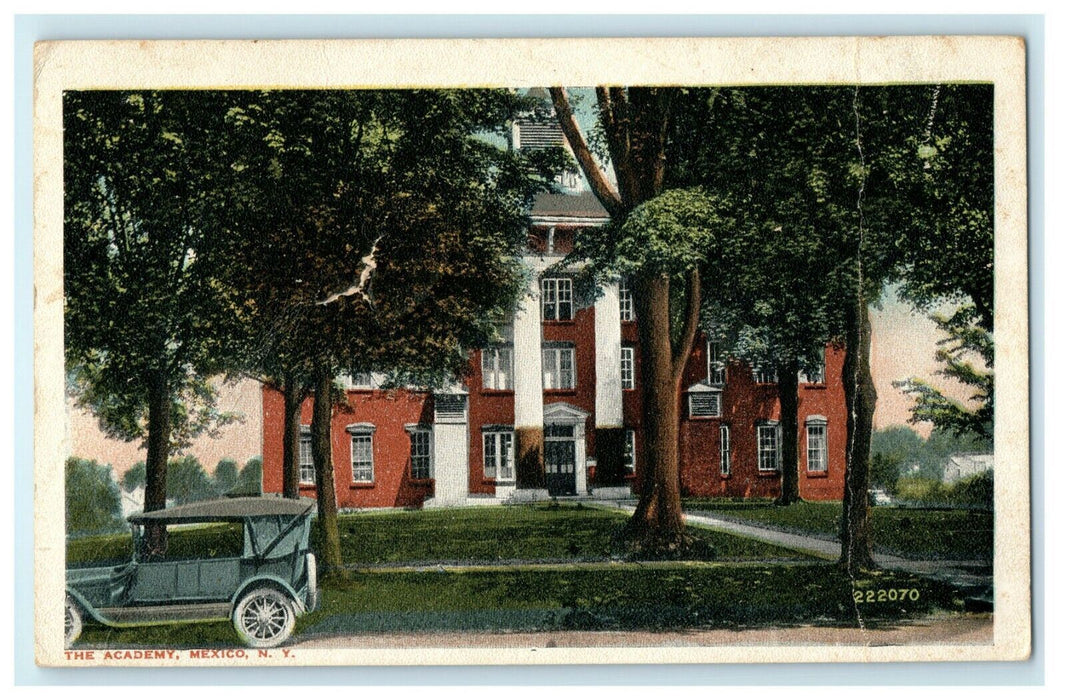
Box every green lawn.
[322,503,809,564]
[67,523,244,568]
[682,500,993,561]
[68,503,808,568]
[75,563,968,647]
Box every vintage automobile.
[65,496,318,648]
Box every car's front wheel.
[65,596,83,647]
[233,587,296,648]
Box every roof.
[531,191,609,220]
[129,496,315,522]
[946,454,995,470]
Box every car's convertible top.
[128,496,315,523]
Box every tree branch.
[548,87,624,218]
[672,268,702,379]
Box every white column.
[513,266,544,431]
[595,281,623,428]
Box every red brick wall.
[261,334,848,506]
[467,353,515,496]
[262,385,435,509]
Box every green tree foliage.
[872,85,994,441]
[894,305,993,441]
[215,90,562,576]
[871,425,992,490]
[66,457,124,535]
[121,461,146,492]
[64,91,243,515]
[665,87,866,506]
[231,457,263,497]
[166,456,219,505]
[213,458,240,494]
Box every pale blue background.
[13,13,1045,686]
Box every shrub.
[66,457,124,535]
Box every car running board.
[96,602,231,626]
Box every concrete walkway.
[589,501,993,601]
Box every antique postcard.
[33,36,1030,666]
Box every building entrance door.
[545,424,577,496]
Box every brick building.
[261,116,847,508]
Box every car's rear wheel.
[233,587,296,648]
[65,596,83,647]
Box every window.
[483,430,515,481]
[619,279,635,322]
[623,429,636,473]
[621,346,635,390]
[299,427,315,485]
[349,372,373,388]
[806,419,828,472]
[799,353,826,384]
[481,346,514,390]
[543,345,576,390]
[757,423,781,472]
[409,429,432,480]
[689,391,722,418]
[719,425,731,476]
[707,341,726,385]
[752,365,778,384]
[542,277,573,321]
[351,433,374,483]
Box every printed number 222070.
[854,589,920,603]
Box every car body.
[65,496,318,648]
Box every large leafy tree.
[883,84,994,442]
[550,87,712,552]
[65,91,242,527]
[218,89,561,576]
[666,87,858,507]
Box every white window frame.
[483,430,515,482]
[481,346,514,390]
[752,365,778,384]
[707,341,726,385]
[799,352,826,384]
[350,431,375,483]
[806,419,828,472]
[408,428,433,480]
[619,279,635,322]
[621,346,635,390]
[757,422,782,472]
[543,345,576,390]
[349,372,374,389]
[719,424,731,476]
[298,427,315,485]
[541,277,574,321]
[623,429,636,473]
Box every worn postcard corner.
[34,36,1029,668]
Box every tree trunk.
[311,368,346,580]
[281,375,304,499]
[840,296,878,574]
[777,358,801,506]
[143,371,171,552]
[625,273,685,550]
[594,427,626,486]
[514,427,545,489]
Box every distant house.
[942,453,994,484]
